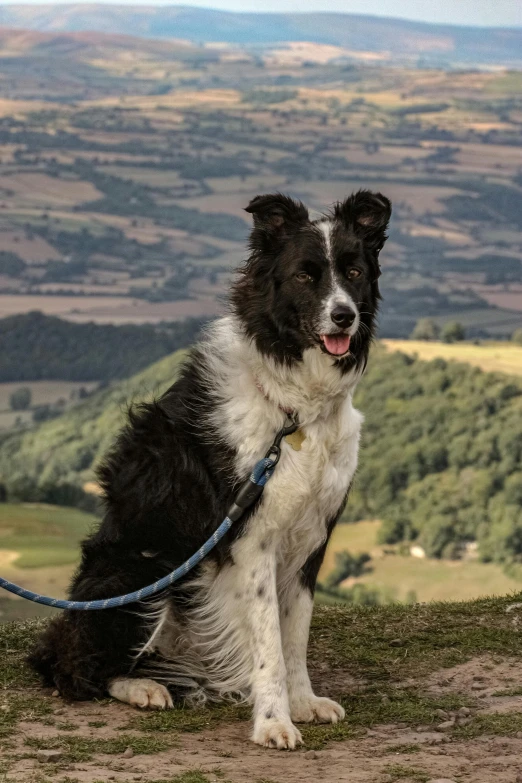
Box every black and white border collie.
[30,190,391,750]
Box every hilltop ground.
[3,598,522,782]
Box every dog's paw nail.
[252,717,303,750]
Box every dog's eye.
[347,268,362,280]
[295,272,314,283]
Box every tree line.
[0,312,206,382]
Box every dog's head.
[231,190,391,371]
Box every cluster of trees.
[0,312,206,382]
[9,387,31,411]
[346,350,522,567]
[411,318,466,342]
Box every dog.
[30,189,391,750]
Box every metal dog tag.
[285,428,306,451]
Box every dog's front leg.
[235,538,302,750]
[282,579,345,724]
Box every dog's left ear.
[335,190,392,250]
[245,193,309,233]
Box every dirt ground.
[1,655,522,783]
[4,600,522,783]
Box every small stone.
[458,707,471,717]
[435,720,455,732]
[54,708,66,715]
[37,749,62,763]
[389,639,404,647]
[471,682,487,690]
[516,731,522,739]
[416,725,432,733]
[427,736,444,745]
[123,747,134,759]
[0,705,9,713]
[456,717,472,727]
[381,695,390,704]
[52,690,60,697]
[435,709,449,720]
[304,750,318,760]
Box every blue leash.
[0,416,295,611]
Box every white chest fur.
[204,317,364,585]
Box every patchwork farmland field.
[0,28,517,334]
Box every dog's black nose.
[331,305,356,329]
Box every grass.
[0,503,96,568]
[24,733,176,762]
[318,520,521,603]
[383,340,522,379]
[384,765,430,782]
[383,744,421,755]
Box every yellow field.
[382,340,522,377]
[319,521,521,603]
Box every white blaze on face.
[316,220,360,355]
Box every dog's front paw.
[290,695,345,724]
[252,715,303,750]
[108,677,174,710]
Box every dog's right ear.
[245,193,309,233]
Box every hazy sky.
[4,0,522,27]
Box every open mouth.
[320,333,351,357]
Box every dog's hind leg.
[108,677,173,710]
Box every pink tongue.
[322,334,351,356]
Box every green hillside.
[0,503,95,567]
[0,349,187,489]
[0,345,521,567]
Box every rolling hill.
[0,343,520,569]
[0,348,187,488]
[0,5,521,66]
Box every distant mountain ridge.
[0,5,521,65]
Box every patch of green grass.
[309,597,522,684]
[384,765,430,782]
[126,701,250,734]
[55,720,79,731]
[87,720,107,728]
[491,686,522,697]
[301,689,466,749]
[0,617,47,689]
[25,733,175,762]
[454,712,522,739]
[0,693,54,738]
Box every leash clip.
[264,412,299,466]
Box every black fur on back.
[29,355,243,699]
